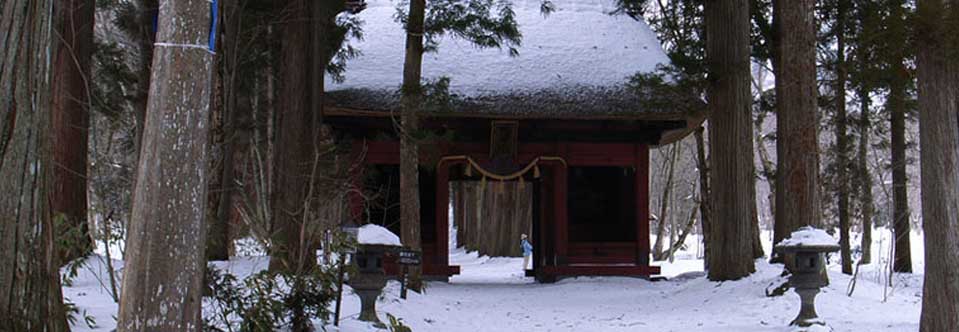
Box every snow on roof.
[357,224,402,246]
[325,84,702,120]
[328,0,669,96]
[776,226,839,248]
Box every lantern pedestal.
[775,227,840,332]
[348,244,396,327]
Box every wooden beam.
[554,144,569,264]
[435,158,452,271]
[360,140,645,167]
[539,172,554,268]
[325,115,682,144]
[539,265,661,277]
[635,144,651,266]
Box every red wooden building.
[325,0,704,282]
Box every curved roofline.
[328,0,670,96]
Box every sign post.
[334,223,359,326]
[397,249,421,299]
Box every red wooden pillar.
[554,145,569,265]
[435,159,452,274]
[635,144,651,266]
[538,172,552,269]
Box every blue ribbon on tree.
[150,1,218,53]
[209,0,218,53]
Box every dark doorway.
[567,166,638,242]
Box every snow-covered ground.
[65,228,924,332]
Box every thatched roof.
[326,85,702,121]
[325,0,705,143]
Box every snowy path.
[66,231,923,332]
[333,254,921,332]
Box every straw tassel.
[465,163,473,177]
[533,165,541,179]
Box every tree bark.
[206,48,229,261]
[704,0,757,281]
[0,1,71,329]
[116,0,213,330]
[268,0,350,274]
[856,85,873,264]
[270,0,319,273]
[461,181,531,257]
[915,1,959,329]
[834,0,853,275]
[467,182,481,252]
[453,182,464,246]
[664,204,699,260]
[206,0,241,262]
[51,0,96,265]
[653,144,680,260]
[400,0,426,288]
[774,0,822,242]
[132,0,159,163]
[770,0,787,264]
[889,0,912,273]
[695,127,711,270]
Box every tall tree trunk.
[467,182,481,252]
[704,0,757,281]
[889,0,912,273]
[268,0,348,274]
[770,0,787,264]
[270,0,319,273]
[856,85,873,264]
[51,0,96,265]
[128,0,159,249]
[483,185,500,256]
[834,0,853,275]
[915,1,959,329]
[206,47,228,261]
[132,0,158,163]
[453,182,465,247]
[207,0,240,262]
[0,1,70,329]
[116,0,213,330]
[695,127,711,269]
[400,0,426,288]
[774,0,822,247]
[890,77,912,274]
[653,144,680,260]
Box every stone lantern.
[775,227,840,331]
[348,224,402,326]
[349,243,396,326]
